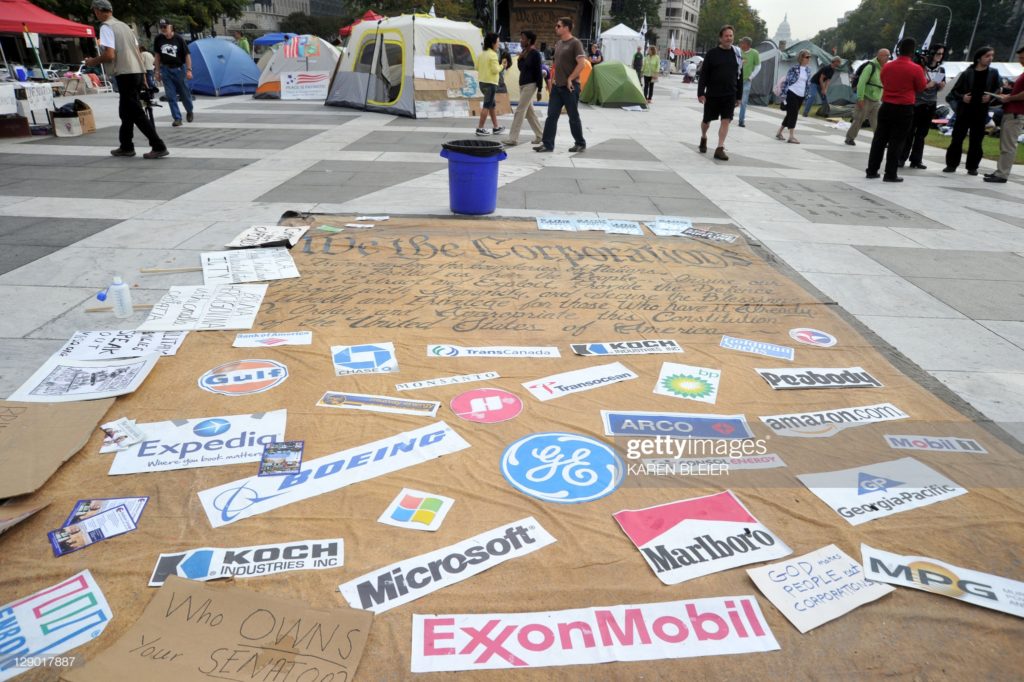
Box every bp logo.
[198,359,288,396]
[430,345,459,357]
[654,363,720,404]
[661,373,714,399]
[500,432,625,504]
[193,418,231,437]
[790,328,838,347]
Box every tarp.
[254,34,340,99]
[341,9,385,38]
[188,37,260,96]
[599,23,643,66]
[252,32,296,48]
[326,14,481,118]
[580,60,646,107]
[2,215,1021,679]
[0,0,94,38]
[751,40,852,107]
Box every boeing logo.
[212,484,287,523]
[194,418,231,437]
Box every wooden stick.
[86,304,154,313]
[139,266,203,274]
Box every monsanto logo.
[198,359,288,396]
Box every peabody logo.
[789,328,838,347]
[501,432,625,504]
[198,359,288,396]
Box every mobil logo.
[450,388,523,423]
[857,471,903,495]
[198,359,288,396]
[501,432,625,504]
[194,418,231,437]
[789,328,838,347]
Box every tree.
[609,0,661,33]
[697,0,766,51]
[39,0,248,33]
[281,12,350,38]
[346,0,476,23]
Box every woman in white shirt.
[776,50,812,143]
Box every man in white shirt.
[83,0,168,158]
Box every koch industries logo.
[335,344,395,369]
[193,418,231,437]
[198,359,288,396]
[501,432,625,504]
[430,345,460,357]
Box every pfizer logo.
[789,328,838,347]
[198,359,289,396]
[500,432,625,504]
[193,418,231,437]
[450,388,523,423]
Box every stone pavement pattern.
[1,81,1022,444]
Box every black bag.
[850,61,872,91]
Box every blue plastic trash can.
[440,140,507,215]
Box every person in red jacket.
[866,37,926,182]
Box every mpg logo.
[500,432,625,504]
[198,359,288,396]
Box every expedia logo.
[198,359,288,396]
[193,418,231,437]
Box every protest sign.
[747,544,894,632]
[411,596,779,672]
[7,355,158,403]
[56,330,187,360]
[0,570,111,681]
[225,225,308,249]
[137,285,267,332]
[148,538,343,587]
[200,248,300,285]
[63,577,371,682]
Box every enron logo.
[198,359,288,396]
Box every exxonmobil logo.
[198,359,288,396]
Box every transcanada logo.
[429,345,559,358]
[339,517,557,614]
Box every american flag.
[283,36,301,59]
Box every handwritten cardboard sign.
[64,576,372,682]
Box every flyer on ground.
[98,417,146,453]
[200,247,300,285]
[7,355,159,403]
[258,440,303,476]
[62,496,148,526]
[614,490,791,585]
[225,224,309,249]
[48,504,137,556]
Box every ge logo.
[500,432,625,504]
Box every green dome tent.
[580,62,647,108]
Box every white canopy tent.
[600,23,643,65]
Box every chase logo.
[198,359,288,396]
[501,432,625,504]
[193,418,231,437]
[430,345,460,357]
[858,472,904,495]
[333,343,397,373]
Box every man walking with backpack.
[845,48,889,146]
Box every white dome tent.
[599,23,643,66]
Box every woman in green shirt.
[642,46,660,103]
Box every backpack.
[850,61,873,91]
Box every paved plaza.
[1,81,1022,445]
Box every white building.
[602,0,699,54]
[772,12,792,47]
[221,0,310,34]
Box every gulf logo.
[199,359,289,396]
[789,328,838,348]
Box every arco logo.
[198,359,288,396]
[193,418,231,437]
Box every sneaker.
[186,111,194,123]
[909,163,927,169]
[966,168,978,176]
[942,166,956,173]
[698,137,707,153]
[172,119,182,127]
[502,139,518,146]
[143,148,169,159]
[491,126,505,134]
[569,144,586,153]
[531,138,542,145]
[844,139,856,146]
[475,128,491,136]
[882,176,904,183]
[865,171,880,179]
[110,148,136,157]
[984,175,1007,183]
[713,146,729,161]
[533,145,552,153]
[738,122,745,127]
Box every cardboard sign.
[225,225,309,249]
[396,371,499,392]
[56,330,187,360]
[339,517,555,613]
[602,410,753,439]
[683,227,739,243]
[647,217,693,236]
[0,399,113,498]
[137,285,267,332]
[797,457,967,526]
[148,538,343,587]
[411,596,779,672]
[720,335,795,361]
[571,340,682,356]
[63,577,371,682]
[198,422,470,528]
[0,496,49,536]
[7,355,158,403]
[756,367,882,390]
[428,344,560,358]
[760,402,909,438]
[884,434,987,454]
[108,409,286,476]
[232,331,312,347]
[861,544,1024,619]
[747,544,894,632]
[200,248,299,285]
[317,391,440,417]
[655,362,721,404]
[377,488,454,532]
[536,216,577,231]
[614,491,792,585]
[523,362,637,402]
[0,571,112,681]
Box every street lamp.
[913,1,951,46]
[964,0,982,59]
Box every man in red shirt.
[986,45,1024,183]
[866,37,926,182]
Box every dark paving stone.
[976,208,1024,229]
[857,247,1024,281]
[908,278,1024,321]
[942,185,1024,205]
[742,120,831,138]
[0,244,61,275]
[806,147,870,171]
[0,152,107,167]
[191,113,357,125]
[207,101,334,112]
[571,138,660,162]
[255,161,445,204]
[681,143,795,169]
[0,217,120,248]
[740,177,951,229]
[30,126,322,149]
[344,130,482,152]
[386,117,479,127]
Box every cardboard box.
[468,93,512,117]
[0,115,30,138]
[49,103,95,137]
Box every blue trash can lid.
[442,139,505,157]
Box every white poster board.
[200,248,299,285]
[0,84,17,115]
[137,284,267,332]
[280,71,330,100]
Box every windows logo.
[391,494,445,525]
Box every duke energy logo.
[198,359,288,396]
[501,432,625,504]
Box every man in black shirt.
[803,56,840,116]
[697,25,742,160]
[153,19,194,127]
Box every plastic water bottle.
[109,276,133,318]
